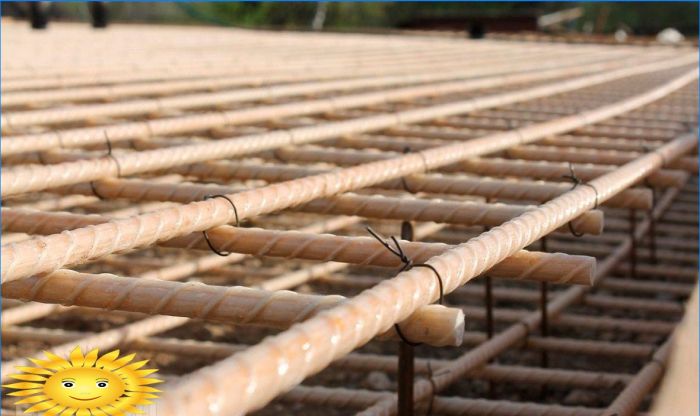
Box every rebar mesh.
[1,22,698,416]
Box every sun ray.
[9,374,48,382]
[95,350,120,368]
[99,404,124,416]
[16,366,54,376]
[40,351,73,371]
[91,408,110,416]
[15,393,50,405]
[121,360,148,371]
[69,347,86,368]
[83,349,99,368]
[3,381,45,390]
[104,354,136,371]
[26,400,59,413]
[7,387,44,396]
[134,369,158,377]
[43,406,66,416]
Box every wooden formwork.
[1,22,698,416]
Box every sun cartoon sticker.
[3,347,162,415]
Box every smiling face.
[43,367,125,409]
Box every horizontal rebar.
[1,208,596,285]
[280,386,605,416]
[3,58,696,197]
[460,157,688,188]
[51,177,604,235]
[1,326,632,390]
[0,270,464,369]
[1,53,652,129]
[5,69,693,285]
[2,54,694,159]
[168,160,654,210]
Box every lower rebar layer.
[1,22,698,416]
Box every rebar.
[2,23,697,416]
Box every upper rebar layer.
[1,22,698,416]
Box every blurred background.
[2,2,698,40]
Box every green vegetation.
[27,2,700,36]
[579,3,698,34]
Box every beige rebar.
[3,325,655,361]
[460,157,688,188]
[1,51,665,153]
[26,143,648,210]
[2,28,696,415]
[0,50,582,105]
[2,65,693,297]
[2,56,696,195]
[508,144,699,173]
[279,386,605,416]
[1,53,654,129]
[0,218,469,387]
[459,306,675,334]
[1,208,595,285]
[1,213,361,327]
[358,159,689,416]
[51,178,603,235]
[323,270,684,315]
[2,325,633,392]
[602,343,671,416]
[148,110,697,416]
[0,270,465,380]
[0,40,665,93]
[2,37,582,90]
[170,160,653,210]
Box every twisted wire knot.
[561,163,600,237]
[366,226,445,347]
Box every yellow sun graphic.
[3,347,162,416]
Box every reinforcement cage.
[1,22,698,416]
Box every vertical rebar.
[539,236,549,399]
[647,187,658,264]
[484,274,495,398]
[482,201,495,398]
[539,281,549,364]
[483,199,495,340]
[398,220,415,416]
[629,209,638,279]
[398,342,415,416]
[485,277,494,339]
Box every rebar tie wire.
[366,226,445,347]
[421,356,453,416]
[400,146,416,194]
[561,162,600,237]
[89,132,123,200]
[201,194,240,256]
[424,360,438,416]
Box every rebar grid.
[1,22,698,416]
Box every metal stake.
[540,236,549,399]
[647,188,658,264]
[483,212,495,398]
[398,220,415,416]
[629,209,638,279]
